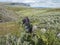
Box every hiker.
[26,24,33,33]
[22,17,33,33]
[22,17,30,26]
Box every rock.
[33,25,38,31]
[40,28,46,33]
[57,33,60,38]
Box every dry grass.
[0,22,20,35]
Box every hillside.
[0,2,30,7]
[0,5,19,23]
[0,5,60,34]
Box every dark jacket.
[22,17,30,26]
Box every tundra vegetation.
[0,5,60,45]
